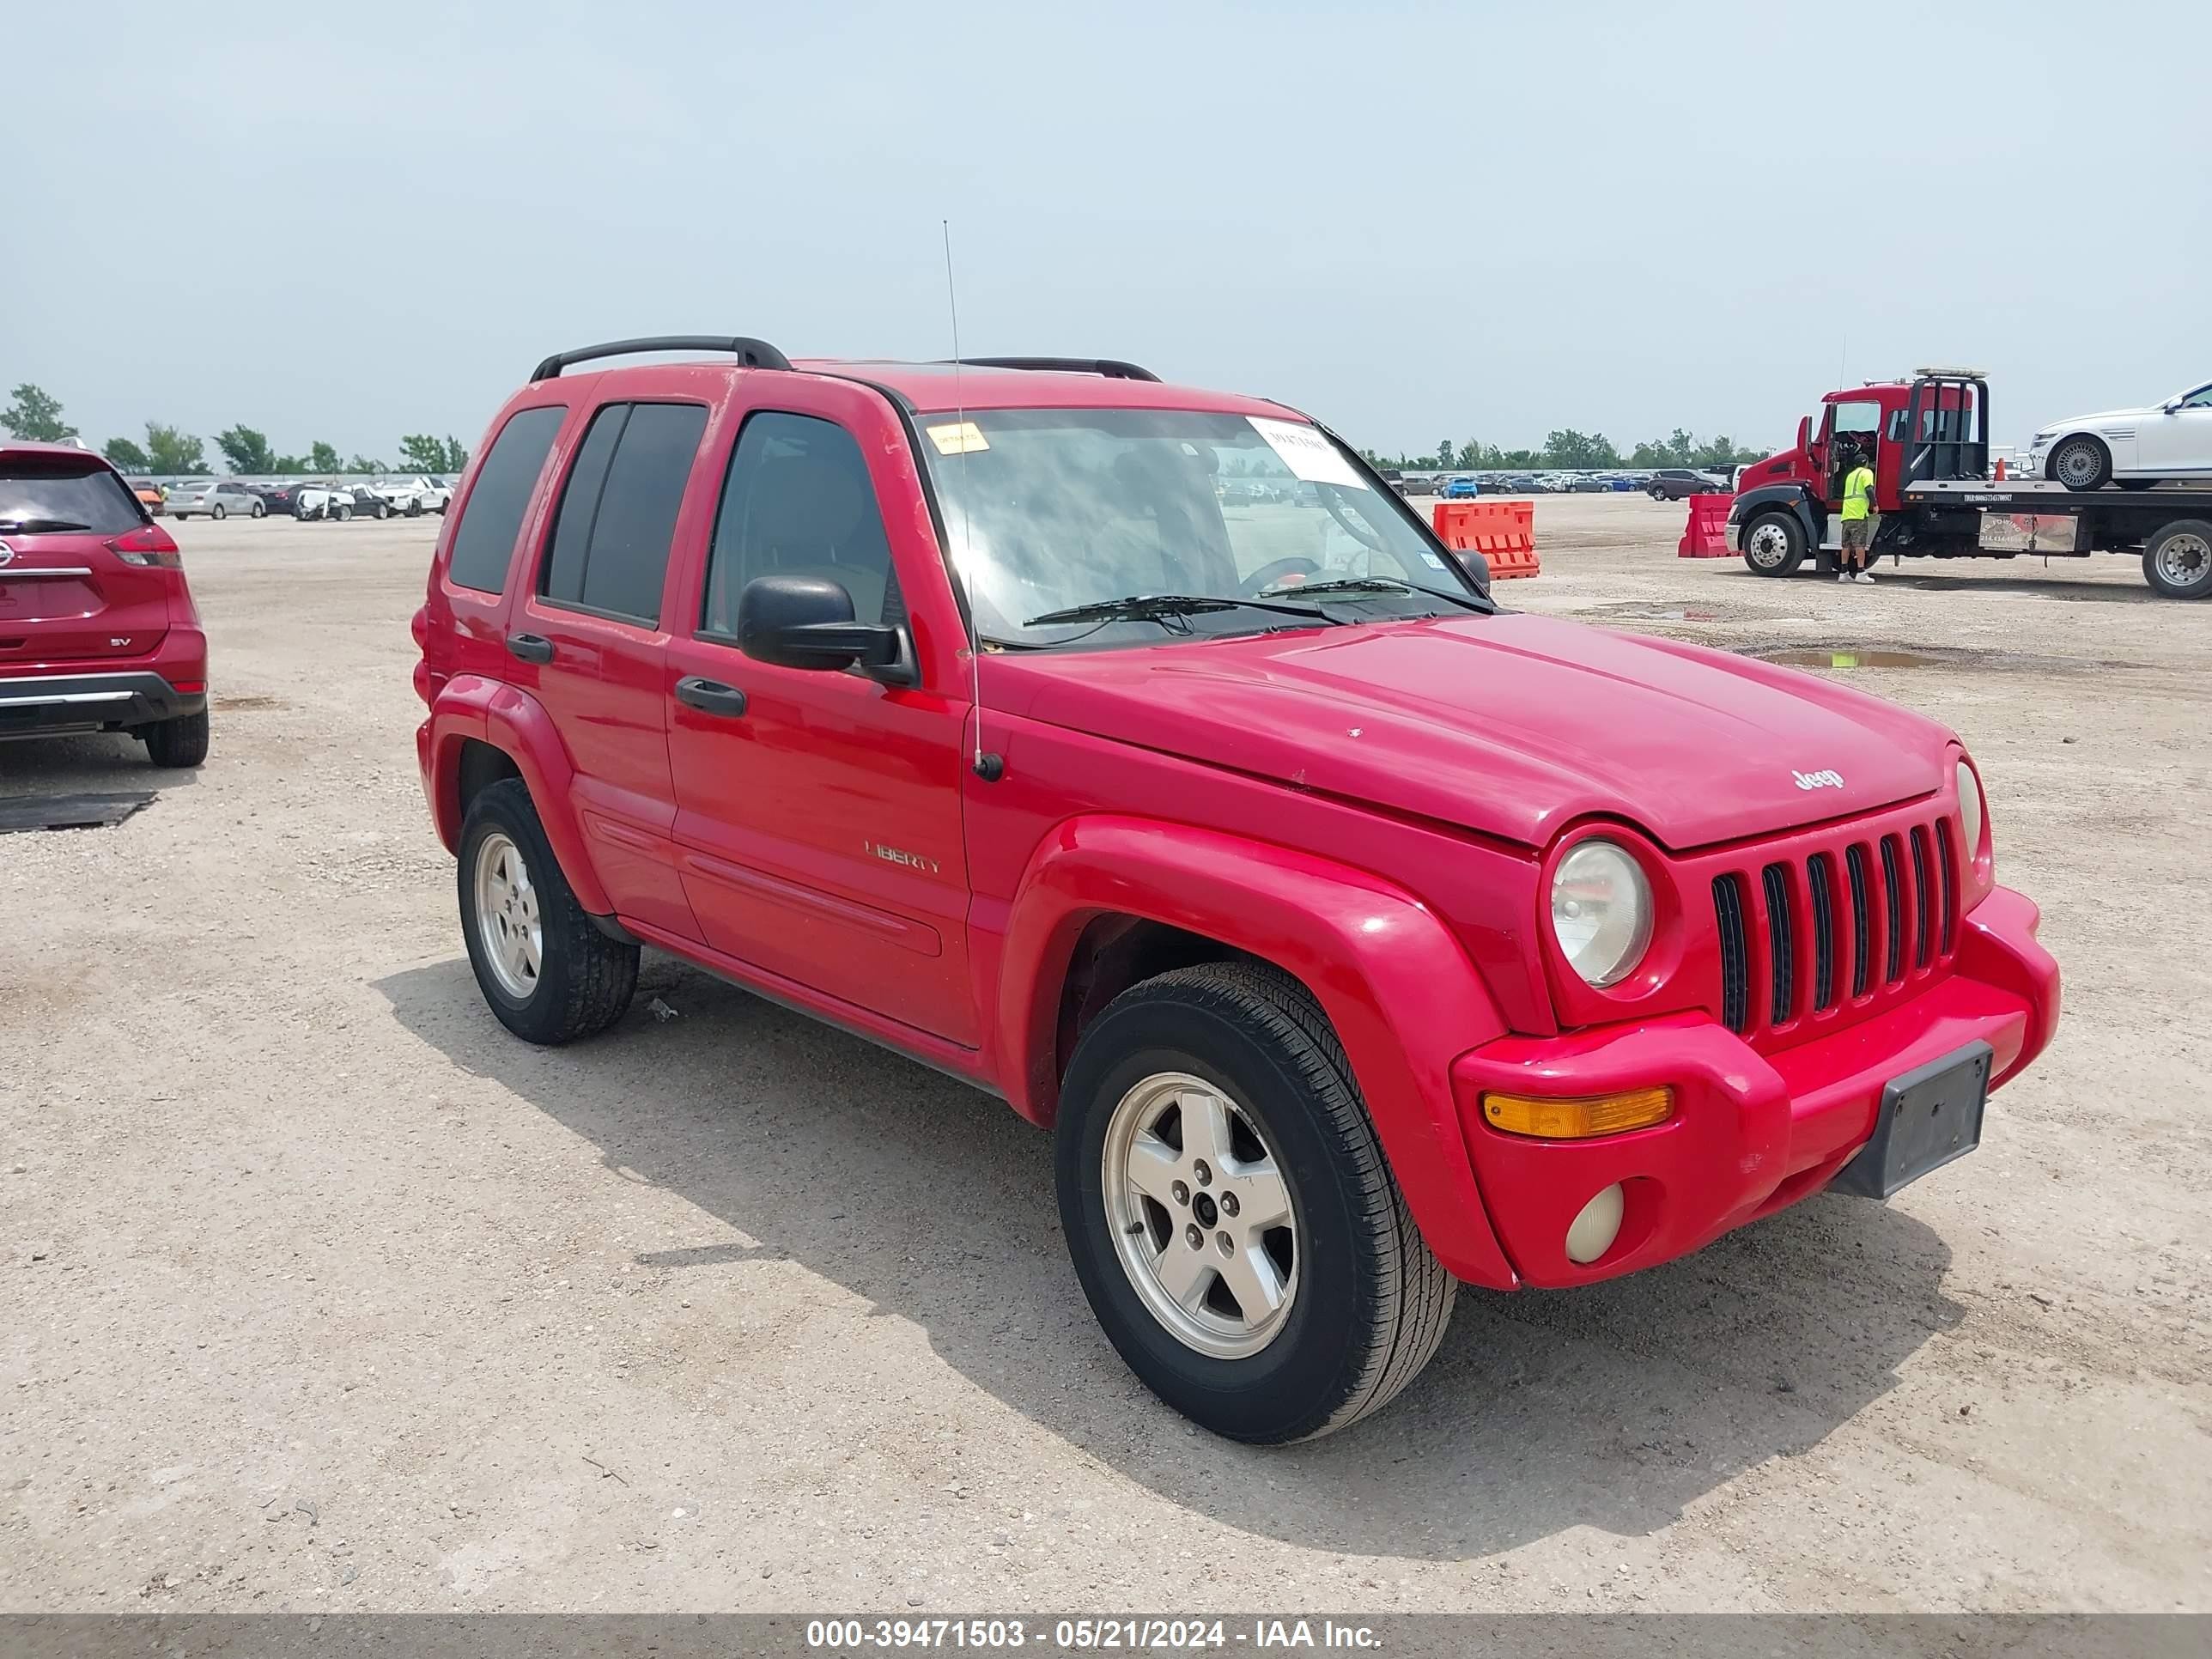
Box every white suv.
[2030,380,2212,490]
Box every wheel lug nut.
[1193,1160,1212,1187]
[1219,1193,1239,1218]
[1170,1181,1189,1206]
[1183,1224,1203,1251]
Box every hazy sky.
[10,2,2208,463]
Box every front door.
[2139,382,2212,477]
[664,392,977,1046]
[510,398,711,942]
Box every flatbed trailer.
[1723,369,2212,599]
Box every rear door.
[0,453,170,665]
[510,398,712,942]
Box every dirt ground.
[3,495,2206,1613]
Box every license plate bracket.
[1830,1041,1992,1200]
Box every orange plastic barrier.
[1677,494,1733,558]
[1431,499,1539,579]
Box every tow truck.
[1726,368,2212,599]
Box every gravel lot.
[3,495,2206,1613]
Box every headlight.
[1957,761,1984,857]
[1551,839,1653,988]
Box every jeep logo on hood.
[1793,769,1844,791]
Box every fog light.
[1565,1184,1626,1265]
[1482,1086,1674,1139]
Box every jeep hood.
[994,614,1948,851]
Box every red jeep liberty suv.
[1,443,210,768]
[412,338,2059,1443]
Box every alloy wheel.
[1100,1071,1298,1358]
[472,830,543,1000]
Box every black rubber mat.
[0,791,157,834]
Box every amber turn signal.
[1480,1086,1674,1139]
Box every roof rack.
[531,336,792,382]
[945,356,1161,383]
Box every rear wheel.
[143,708,210,769]
[2143,520,2212,599]
[335,503,352,521]
[2046,434,2112,491]
[250,501,265,518]
[459,778,638,1043]
[210,504,227,521]
[1055,962,1454,1443]
[2115,477,2159,491]
[1741,511,1807,576]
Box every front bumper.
[1449,885,2058,1288]
[1723,519,1743,552]
[0,670,207,739]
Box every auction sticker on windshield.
[1248,416,1367,489]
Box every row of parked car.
[131,476,457,521]
[1401,467,1741,500]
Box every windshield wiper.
[1024,592,1340,629]
[1256,575,1491,613]
[0,518,93,533]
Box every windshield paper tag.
[1247,417,1367,489]
[926,421,989,455]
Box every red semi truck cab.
[413,340,2060,1443]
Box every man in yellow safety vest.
[1838,446,1878,584]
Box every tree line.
[1362,428,1771,472]
[3,382,467,477]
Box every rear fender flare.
[997,814,1519,1288]
[422,675,610,915]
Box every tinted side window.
[702,412,897,636]
[540,404,628,607]
[447,404,565,592]
[539,402,706,625]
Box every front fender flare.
[420,675,611,915]
[1729,482,1823,545]
[997,815,1520,1288]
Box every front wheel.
[459,779,638,1043]
[2143,519,2212,599]
[2046,434,2112,491]
[2114,477,2159,491]
[1055,962,1455,1443]
[1741,511,1808,576]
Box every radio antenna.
[944,219,1001,781]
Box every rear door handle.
[674,676,748,718]
[506,633,554,664]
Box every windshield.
[911,407,1485,649]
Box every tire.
[405,501,422,517]
[2046,434,2112,491]
[458,777,638,1044]
[335,504,352,522]
[2115,477,2159,491]
[374,502,391,520]
[210,504,227,521]
[2142,519,2212,600]
[250,501,266,519]
[1741,510,1808,576]
[1055,961,1455,1444]
[143,708,210,769]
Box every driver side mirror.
[737,575,913,684]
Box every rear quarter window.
[0,460,143,535]
[447,405,566,593]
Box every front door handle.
[506,633,554,664]
[674,676,748,718]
